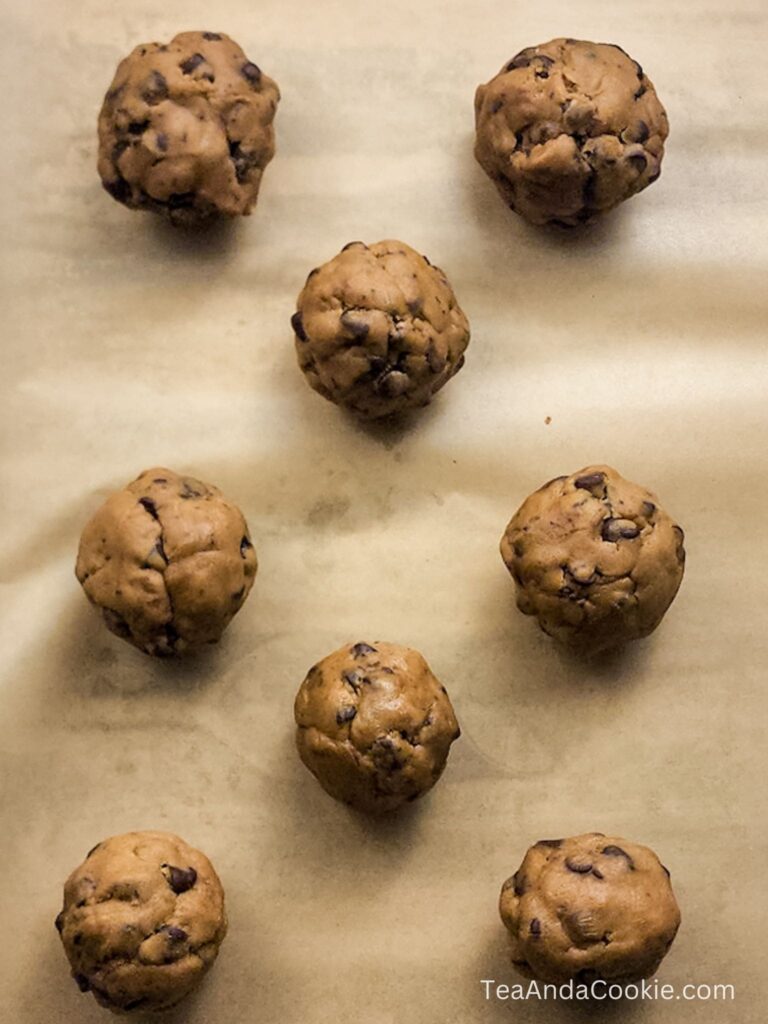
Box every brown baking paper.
[1,1,766,1021]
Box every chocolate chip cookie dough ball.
[292,240,470,419]
[500,466,685,653]
[76,467,258,656]
[98,31,280,223]
[55,831,226,1013]
[499,833,680,983]
[294,641,461,813]
[474,38,669,226]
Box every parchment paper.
[1,1,766,1021]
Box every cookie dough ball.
[500,466,685,653]
[98,31,280,223]
[294,641,461,813]
[474,38,669,226]
[76,467,258,656]
[292,240,470,419]
[55,831,226,1013]
[499,833,680,983]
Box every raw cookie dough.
[292,240,470,419]
[98,31,280,223]
[76,467,258,656]
[499,833,680,983]
[474,38,669,226]
[500,465,685,653]
[55,831,227,1014]
[294,641,461,813]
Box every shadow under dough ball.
[98,31,280,223]
[500,465,685,653]
[499,833,681,983]
[75,467,258,656]
[474,38,669,226]
[294,641,461,813]
[292,240,470,419]
[55,831,226,1014]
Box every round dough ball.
[294,641,461,813]
[55,831,226,1013]
[98,31,280,223]
[499,833,680,983]
[474,38,669,226]
[499,465,685,653]
[292,240,470,419]
[75,467,258,656]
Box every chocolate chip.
[141,70,168,105]
[500,875,516,893]
[111,141,129,163]
[138,496,159,519]
[535,838,563,848]
[163,865,197,894]
[241,61,261,86]
[513,872,526,896]
[627,153,648,173]
[601,845,635,870]
[661,863,671,878]
[634,120,650,143]
[103,608,132,639]
[166,192,196,209]
[167,926,187,941]
[86,842,101,858]
[232,586,245,602]
[127,119,149,135]
[342,670,361,692]
[601,518,640,542]
[535,69,549,79]
[73,932,83,945]
[592,867,604,879]
[336,706,357,725]
[228,139,255,183]
[75,973,90,992]
[574,472,605,492]
[642,501,656,517]
[180,53,206,74]
[202,32,222,41]
[634,83,648,100]
[490,98,503,114]
[530,918,541,936]
[342,241,364,251]
[565,858,593,874]
[240,535,253,557]
[54,912,64,932]
[291,311,307,342]
[340,310,370,338]
[179,481,204,499]
[506,49,535,71]
[156,132,169,152]
[371,736,402,772]
[351,642,377,658]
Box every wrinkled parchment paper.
[1,1,766,1021]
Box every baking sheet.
[1,0,767,1021]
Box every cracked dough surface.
[292,240,470,419]
[499,465,685,653]
[55,831,226,1014]
[294,641,461,813]
[97,31,280,223]
[499,832,681,983]
[75,467,258,656]
[474,37,669,226]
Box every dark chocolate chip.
[500,875,516,893]
[661,863,671,878]
[592,867,604,879]
[530,918,541,936]
[634,83,648,100]
[73,932,83,945]
[565,858,593,874]
[166,192,196,209]
[141,70,168,105]
[574,472,605,491]
[127,119,149,135]
[535,838,563,848]
[342,240,364,251]
[601,845,635,870]
[202,32,222,41]
[601,518,640,542]
[351,642,377,658]
[111,141,129,163]
[163,864,197,894]
[240,535,253,557]
[138,496,159,519]
[180,53,206,74]
[513,872,526,896]
[241,61,261,86]
[490,98,503,114]
[167,926,187,941]
[340,310,370,338]
[179,482,203,499]
[156,132,169,152]
[627,153,648,173]
[86,842,101,858]
[232,586,245,602]
[228,139,255,183]
[336,706,357,725]
[634,120,650,143]
[342,670,361,692]
[535,69,549,79]
[642,501,656,517]
[54,912,64,932]
[291,311,307,342]
[75,973,90,992]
